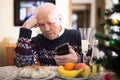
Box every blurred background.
[0,0,114,66]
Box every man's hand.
[22,15,37,29]
[54,45,79,65]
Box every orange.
[64,62,75,70]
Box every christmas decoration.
[111,19,119,25]
[104,73,111,80]
[109,39,116,46]
[104,24,110,30]
[92,2,120,77]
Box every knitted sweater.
[14,28,82,67]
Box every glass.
[79,28,94,40]
[79,27,96,64]
[79,28,93,51]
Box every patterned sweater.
[14,28,82,67]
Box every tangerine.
[64,62,75,70]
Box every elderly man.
[14,3,82,67]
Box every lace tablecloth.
[0,66,58,80]
[0,66,120,80]
[0,66,18,80]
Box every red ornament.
[104,73,111,80]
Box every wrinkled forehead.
[36,11,60,24]
[36,11,59,23]
[38,18,58,24]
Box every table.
[0,66,120,80]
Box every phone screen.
[55,43,69,55]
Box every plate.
[56,74,93,80]
[17,71,56,80]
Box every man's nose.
[44,24,50,31]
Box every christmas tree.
[92,1,120,76]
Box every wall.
[0,0,19,66]
[0,0,70,66]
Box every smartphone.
[55,43,69,55]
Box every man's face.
[37,13,61,40]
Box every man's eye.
[38,24,44,26]
[48,22,52,25]
[48,22,55,25]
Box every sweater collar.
[58,27,65,37]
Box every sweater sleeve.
[14,28,39,67]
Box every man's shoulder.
[32,34,44,41]
[33,34,44,39]
[31,34,45,46]
[65,28,80,34]
[63,28,81,40]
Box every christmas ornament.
[109,39,116,46]
[111,19,119,25]
[104,24,110,30]
[104,73,111,80]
